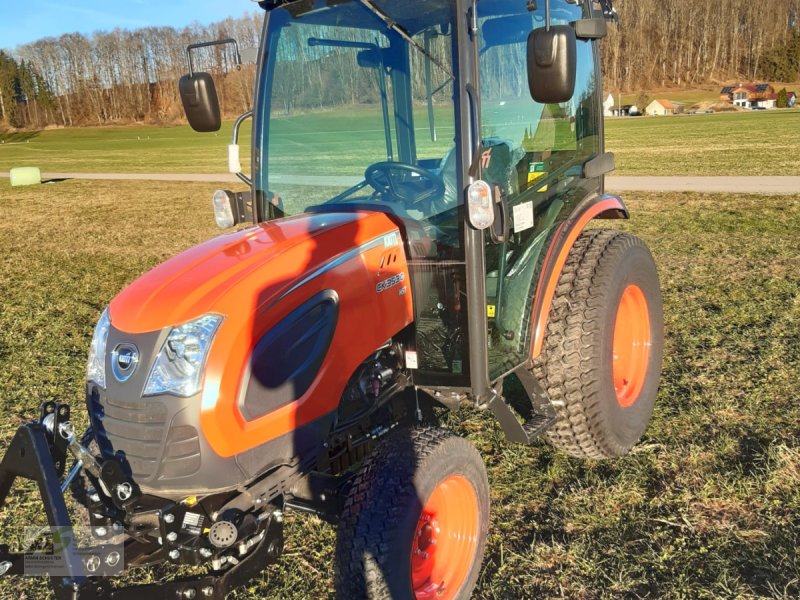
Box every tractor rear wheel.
[533,229,663,459]
[335,427,489,600]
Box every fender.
[529,194,628,359]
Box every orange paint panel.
[200,223,413,457]
[530,196,625,359]
[109,210,413,458]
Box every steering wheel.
[365,162,445,206]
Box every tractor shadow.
[247,207,425,596]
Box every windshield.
[255,0,459,229]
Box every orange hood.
[109,210,400,334]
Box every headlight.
[87,308,111,388]
[143,314,223,397]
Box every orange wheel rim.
[411,475,479,600]
[612,284,651,408]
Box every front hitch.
[0,402,284,599]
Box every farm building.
[611,104,640,117]
[719,83,777,109]
[645,99,684,116]
[603,93,615,117]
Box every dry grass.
[0,180,798,598]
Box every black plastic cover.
[240,290,339,421]
[527,25,577,104]
[179,72,222,132]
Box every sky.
[0,0,257,51]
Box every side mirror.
[527,25,577,104]
[179,72,221,132]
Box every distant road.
[1,172,799,194]
[605,176,800,195]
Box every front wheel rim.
[612,284,652,408]
[411,475,479,600]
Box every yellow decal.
[487,305,496,318]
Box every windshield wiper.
[357,0,454,78]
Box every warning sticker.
[181,512,205,535]
[405,351,419,370]
[513,201,534,233]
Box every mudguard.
[529,194,628,359]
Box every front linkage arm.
[0,402,284,600]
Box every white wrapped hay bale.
[9,167,42,187]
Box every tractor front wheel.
[335,427,489,600]
[533,229,663,459]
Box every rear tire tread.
[533,229,647,459]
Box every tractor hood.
[109,210,400,334]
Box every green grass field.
[1,108,799,178]
[0,180,798,598]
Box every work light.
[467,180,495,230]
[212,189,236,229]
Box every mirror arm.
[545,0,550,31]
[185,38,242,78]
[232,110,253,145]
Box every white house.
[645,99,684,116]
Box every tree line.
[1,13,262,129]
[602,0,800,90]
[2,1,800,130]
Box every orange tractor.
[0,0,662,598]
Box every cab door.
[476,0,604,381]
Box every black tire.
[533,229,663,459]
[335,427,489,600]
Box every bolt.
[85,555,101,573]
[201,587,214,597]
[422,552,429,560]
[89,493,101,503]
[112,522,123,532]
[164,513,175,524]
[183,589,196,599]
[273,510,284,523]
[105,552,120,567]
[95,526,108,538]
[167,532,178,542]
[58,422,75,440]
[116,482,133,502]
[199,548,213,558]
[169,549,180,560]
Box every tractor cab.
[187,0,617,401]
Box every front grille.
[161,425,201,479]
[95,396,168,480]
